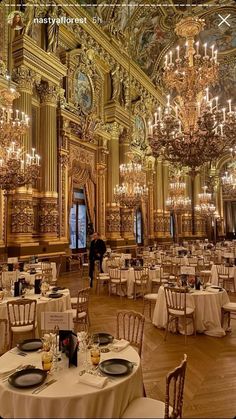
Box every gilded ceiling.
[80,0,236,100]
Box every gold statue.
[111,63,122,102]
[46,3,59,53]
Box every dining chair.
[116,310,145,357]
[96,272,110,295]
[164,286,196,344]
[65,287,90,332]
[7,299,37,348]
[216,265,236,292]
[109,268,127,298]
[134,269,149,300]
[143,292,158,319]
[121,354,187,419]
[221,301,236,328]
[0,318,8,355]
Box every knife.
[32,379,57,394]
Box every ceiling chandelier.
[113,7,148,209]
[195,186,216,216]
[148,16,236,174]
[114,181,148,209]
[166,175,191,212]
[0,81,40,191]
[221,162,236,196]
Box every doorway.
[69,189,87,252]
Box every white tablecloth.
[0,344,143,418]
[0,290,71,349]
[2,263,57,287]
[211,265,236,289]
[152,286,229,337]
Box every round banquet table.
[152,286,230,337]
[0,290,71,350]
[0,345,143,418]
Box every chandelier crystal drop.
[195,186,216,216]
[0,81,41,190]
[148,16,236,173]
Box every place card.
[41,312,73,331]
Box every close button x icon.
[218,14,231,27]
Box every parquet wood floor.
[59,272,236,418]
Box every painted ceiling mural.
[80,0,236,101]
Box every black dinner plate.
[210,286,223,291]
[52,287,65,292]
[18,339,43,352]
[99,359,133,376]
[92,333,113,345]
[48,293,63,298]
[8,368,47,389]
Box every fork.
[0,364,23,379]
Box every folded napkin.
[207,287,220,293]
[78,373,108,388]
[111,339,130,352]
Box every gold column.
[106,123,122,243]
[154,158,165,238]
[147,165,154,241]
[119,128,135,243]
[96,135,108,238]
[38,82,58,240]
[9,66,37,245]
[163,161,170,237]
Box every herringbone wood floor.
[59,272,236,419]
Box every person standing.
[89,232,106,287]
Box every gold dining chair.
[109,268,127,298]
[7,299,37,348]
[121,354,187,419]
[65,287,90,333]
[164,286,196,344]
[0,318,8,355]
[116,310,145,357]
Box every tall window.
[69,189,87,251]
[134,208,143,244]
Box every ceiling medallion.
[148,15,236,174]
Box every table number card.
[41,312,73,331]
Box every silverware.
[32,379,57,394]
[0,364,23,379]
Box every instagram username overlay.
[7,10,87,30]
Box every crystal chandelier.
[195,186,216,216]
[166,176,191,211]
[0,82,40,191]
[148,16,236,173]
[114,182,148,208]
[221,162,236,196]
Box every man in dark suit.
[89,232,106,287]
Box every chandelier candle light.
[195,186,216,216]
[148,16,236,173]
[0,84,40,190]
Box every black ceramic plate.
[210,286,223,291]
[99,359,133,376]
[8,368,47,389]
[92,333,113,345]
[52,287,65,292]
[48,293,63,298]
[18,339,43,352]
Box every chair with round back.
[121,354,187,419]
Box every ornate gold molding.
[12,65,39,93]
[38,82,59,105]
